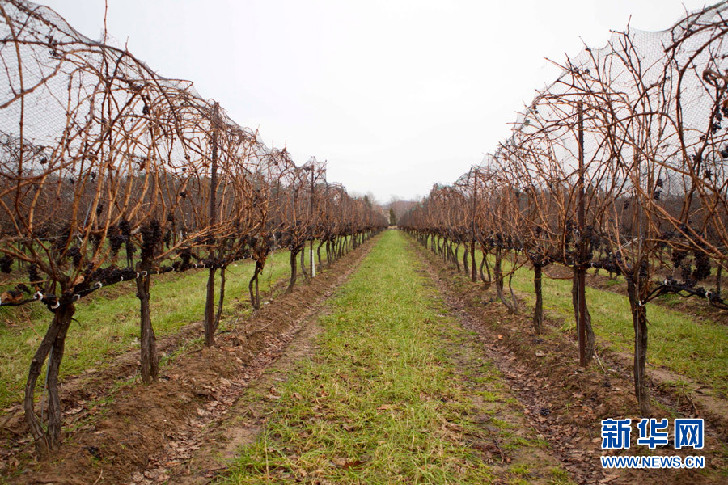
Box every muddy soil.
[411,237,728,485]
[0,237,376,484]
[151,316,326,484]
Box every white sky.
[38,0,710,203]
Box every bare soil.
[411,238,728,485]
[153,316,325,484]
[0,239,375,484]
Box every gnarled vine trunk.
[24,300,75,455]
[494,248,518,313]
[627,275,650,416]
[204,266,217,347]
[136,267,158,384]
[571,271,595,363]
[533,263,543,335]
[288,249,298,293]
[249,261,263,309]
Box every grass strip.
[225,231,569,484]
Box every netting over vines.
[401,2,728,416]
[0,0,386,453]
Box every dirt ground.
[411,238,728,484]
[0,238,375,484]
[3,233,727,484]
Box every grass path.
[225,231,569,484]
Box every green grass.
[431,236,728,397]
[511,264,728,397]
[225,231,567,484]
[0,244,335,410]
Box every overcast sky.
[38,0,709,203]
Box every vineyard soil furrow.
[408,234,728,484]
[437,239,728,434]
[1,236,375,484]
